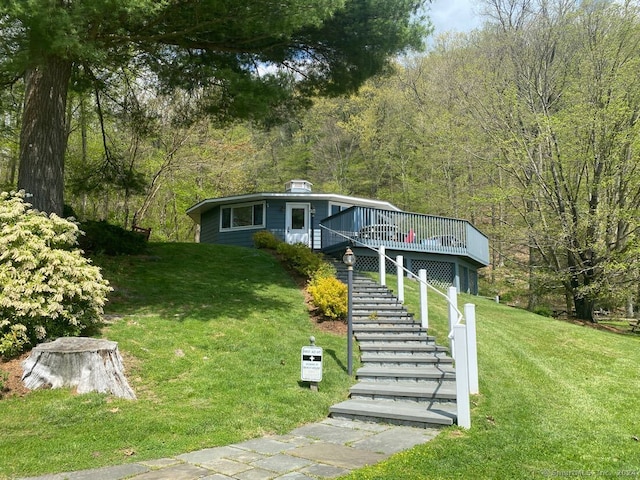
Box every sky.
[428,0,484,34]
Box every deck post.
[448,286,458,358]
[465,303,479,394]
[453,324,471,429]
[396,255,404,303]
[419,269,428,330]
[379,245,386,286]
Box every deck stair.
[329,263,457,428]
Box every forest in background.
[2,0,640,320]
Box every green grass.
[0,243,354,479]
[343,276,640,479]
[2,248,639,479]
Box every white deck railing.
[321,206,489,266]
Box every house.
[186,180,489,294]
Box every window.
[329,203,351,216]
[220,202,265,231]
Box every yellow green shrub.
[308,276,347,320]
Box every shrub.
[0,322,29,359]
[532,305,553,318]
[276,242,324,278]
[0,191,112,358]
[253,230,281,250]
[307,276,348,320]
[310,261,337,283]
[256,238,344,320]
[78,220,148,255]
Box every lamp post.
[343,247,356,376]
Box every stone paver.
[125,464,210,480]
[234,438,296,455]
[17,419,444,480]
[234,467,277,480]
[300,463,349,478]
[352,426,441,455]
[199,459,252,476]
[290,423,371,444]
[252,454,313,474]
[288,443,388,470]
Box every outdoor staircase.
[329,263,458,428]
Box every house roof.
[186,192,400,223]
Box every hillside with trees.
[2,0,640,320]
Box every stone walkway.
[18,419,441,480]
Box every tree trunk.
[570,270,595,322]
[574,295,594,322]
[17,55,72,216]
[21,337,136,399]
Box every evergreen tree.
[0,0,428,214]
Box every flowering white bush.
[0,191,112,357]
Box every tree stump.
[21,337,136,399]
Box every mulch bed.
[1,352,31,399]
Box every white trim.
[328,201,353,216]
[187,193,400,223]
[285,202,311,246]
[219,201,266,232]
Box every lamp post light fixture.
[343,247,356,376]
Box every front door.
[285,203,310,246]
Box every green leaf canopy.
[0,0,428,214]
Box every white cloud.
[428,0,483,34]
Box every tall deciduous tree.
[0,0,428,215]
[474,0,640,319]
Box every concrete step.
[352,297,399,304]
[352,300,403,308]
[358,344,449,355]
[353,321,417,330]
[349,382,456,403]
[353,310,410,317]
[360,353,453,367]
[353,325,426,335]
[352,288,395,295]
[329,399,456,427]
[356,365,456,383]
[352,309,412,316]
[355,333,436,344]
[353,311,413,317]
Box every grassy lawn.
[0,243,354,479]
[2,246,639,479]
[343,276,640,479]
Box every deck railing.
[320,206,489,266]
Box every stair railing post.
[465,303,479,394]
[396,255,404,304]
[419,269,428,330]
[379,245,386,286]
[447,286,458,358]
[453,324,471,429]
